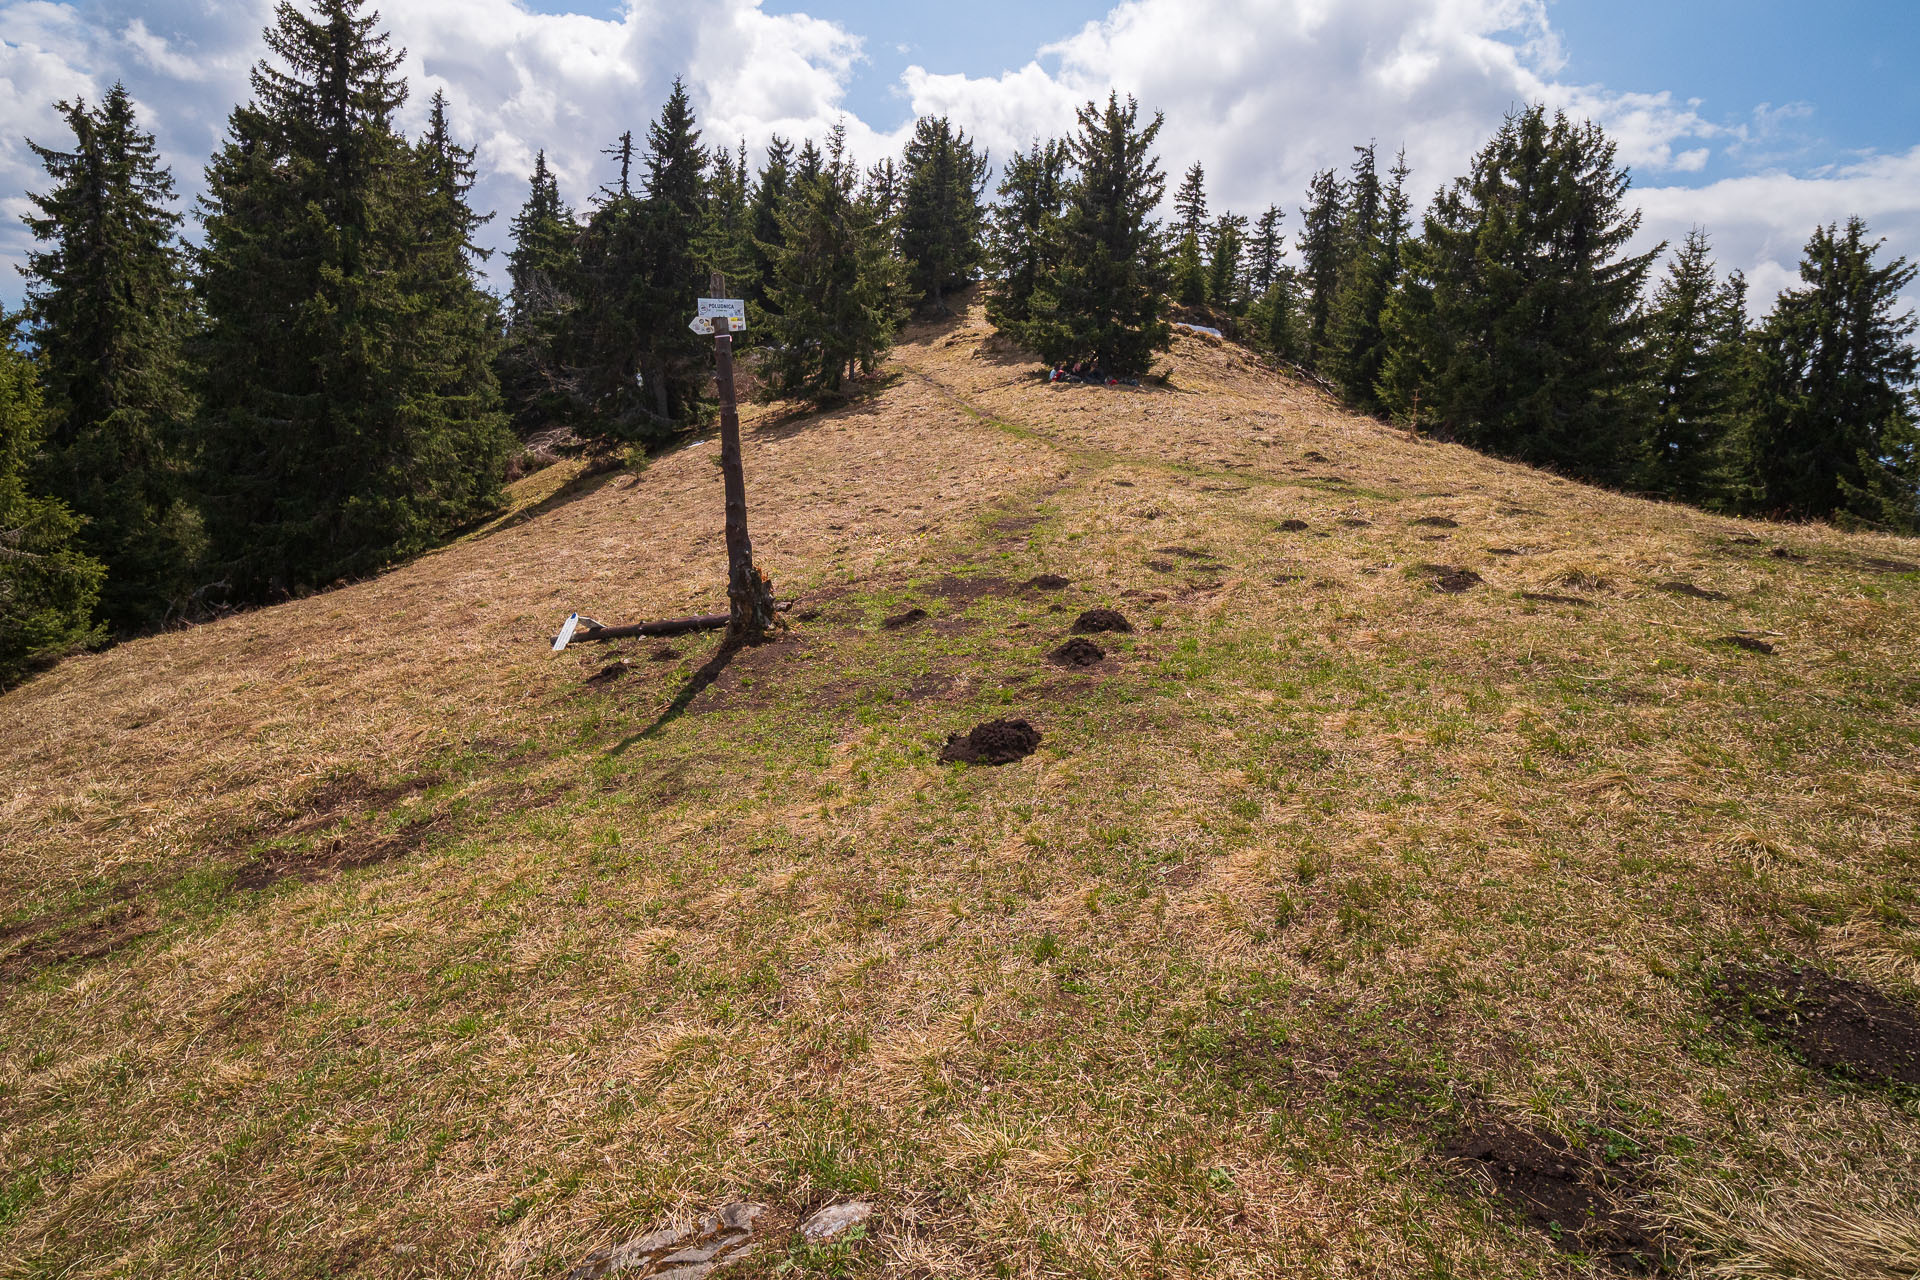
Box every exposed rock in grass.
[1049,637,1106,668]
[800,1201,874,1241]
[1445,1120,1671,1273]
[1714,963,1920,1084]
[881,607,928,630]
[566,1202,766,1280]
[940,718,1042,765]
[1071,608,1133,634]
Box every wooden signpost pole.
[708,273,778,643]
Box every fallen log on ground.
[566,601,793,645]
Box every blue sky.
[506,0,1920,185]
[3,0,1917,315]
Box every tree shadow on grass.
[607,637,743,754]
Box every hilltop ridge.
[3,302,1918,1278]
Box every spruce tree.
[501,150,579,434]
[745,136,794,312]
[1744,218,1918,528]
[194,0,509,599]
[1,321,104,686]
[20,84,201,631]
[864,156,903,227]
[1173,162,1208,242]
[1640,229,1748,504]
[1248,205,1286,296]
[564,134,653,435]
[758,126,907,403]
[1005,93,1171,377]
[1206,212,1248,313]
[986,139,1068,327]
[636,79,710,425]
[1297,167,1345,366]
[702,141,754,288]
[1172,230,1209,310]
[898,116,990,313]
[1325,148,1410,412]
[1378,106,1658,483]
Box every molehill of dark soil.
[1717,634,1774,654]
[1410,515,1460,528]
[1862,556,1920,573]
[1419,565,1483,594]
[1655,580,1727,601]
[650,645,680,662]
[1521,592,1592,607]
[1714,963,1920,1085]
[1445,1120,1670,1273]
[882,607,928,630]
[939,718,1042,766]
[1024,574,1071,590]
[1071,608,1133,635]
[1277,519,1310,531]
[586,659,632,684]
[1049,637,1106,668]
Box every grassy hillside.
[3,301,1918,1279]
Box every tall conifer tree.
[564,134,652,435]
[1206,212,1248,313]
[1297,167,1346,366]
[1248,205,1286,296]
[21,85,201,630]
[1639,229,1748,503]
[745,136,794,311]
[501,150,579,433]
[898,116,990,312]
[986,139,1068,327]
[1744,218,1918,528]
[1378,106,1657,482]
[1173,162,1208,242]
[1004,93,1170,376]
[1,320,104,685]
[194,0,509,599]
[759,127,907,402]
[1325,148,1411,412]
[636,79,710,424]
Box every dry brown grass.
[3,296,1918,1278]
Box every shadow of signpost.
[608,639,742,754]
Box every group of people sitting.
[1046,360,1141,387]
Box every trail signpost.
[547,280,781,652]
[703,278,779,643]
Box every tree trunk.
[714,330,778,642]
